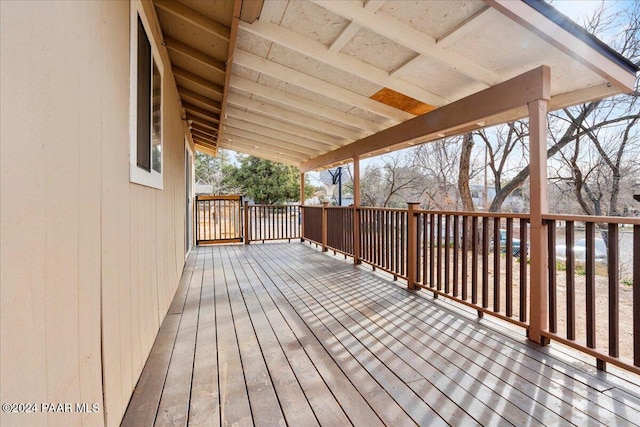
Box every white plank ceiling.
[153,0,638,170]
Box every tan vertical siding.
[0,1,188,426]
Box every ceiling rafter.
[230,76,383,133]
[225,107,343,147]
[154,0,230,43]
[183,102,220,122]
[223,129,316,157]
[220,141,302,165]
[224,126,320,156]
[239,20,449,106]
[190,123,217,137]
[436,6,492,49]
[311,0,500,86]
[227,92,364,140]
[329,0,386,52]
[173,67,224,98]
[187,115,220,129]
[233,49,413,123]
[224,117,336,151]
[257,0,283,23]
[165,37,226,77]
[178,87,222,113]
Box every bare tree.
[358,153,426,207]
[457,2,639,214]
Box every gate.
[195,195,243,244]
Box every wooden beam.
[191,128,216,141]
[230,75,384,132]
[190,123,217,137]
[225,107,343,147]
[178,87,222,113]
[239,20,448,106]
[311,0,500,86]
[221,133,313,158]
[329,0,385,52]
[436,6,492,48]
[300,66,550,172]
[224,117,335,151]
[193,143,219,158]
[183,103,221,122]
[240,0,264,23]
[219,141,301,166]
[216,0,241,157]
[226,92,364,140]
[353,155,360,207]
[173,67,224,97]
[187,115,220,129]
[154,0,230,42]
[486,0,637,92]
[223,127,318,156]
[233,50,413,122]
[258,0,282,23]
[165,37,226,76]
[528,97,550,345]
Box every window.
[130,10,163,189]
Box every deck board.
[123,242,640,426]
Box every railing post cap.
[322,201,329,206]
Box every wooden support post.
[353,156,361,264]
[407,202,420,291]
[321,201,329,252]
[528,97,550,346]
[243,200,250,245]
[300,172,305,242]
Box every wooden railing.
[543,214,640,374]
[300,203,640,375]
[413,211,530,329]
[244,203,300,242]
[196,195,243,244]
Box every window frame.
[129,3,164,189]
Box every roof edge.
[525,0,639,74]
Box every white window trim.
[129,1,164,190]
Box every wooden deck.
[122,242,640,426]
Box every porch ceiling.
[154,0,638,168]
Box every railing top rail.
[196,194,242,201]
[542,214,640,225]
[301,205,323,209]
[543,213,640,225]
[249,204,301,208]
[414,209,531,219]
[357,206,408,212]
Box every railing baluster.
[437,214,442,291]
[586,222,596,349]
[634,224,640,367]
[445,215,451,294]
[548,220,557,334]
[462,216,468,301]
[608,223,619,359]
[506,218,513,317]
[519,218,528,323]
[430,214,435,289]
[494,216,501,313]
[472,216,479,305]
[566,221,575,340]
[453,215,459,298]
[482,216,489,310]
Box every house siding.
[0,1,188,426]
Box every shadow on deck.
[122,242,640,426]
